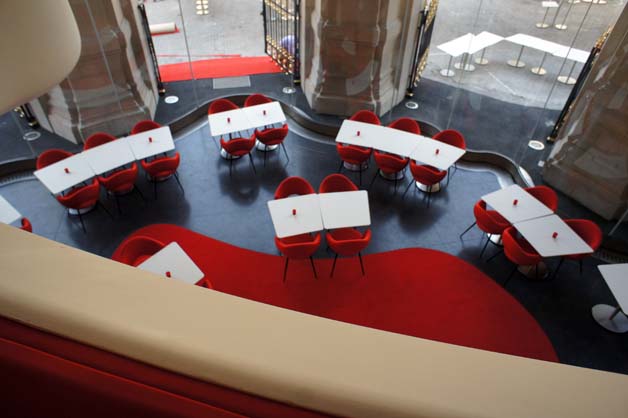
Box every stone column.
[542,7,628,221]
[29,0,158,144]
[300,0,424,117]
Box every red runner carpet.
[114,224,558,362]
[159,56,282,82]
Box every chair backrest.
[409,160,446,184]
[219,134,256,154]
[328,229,371,256]
[473,200,510,235]
[244,94,272,107]
[255,124,288,145]
[525,186,558,212]
[99,163,138,191]
[274,232,321,258]
[116,236,166,267]
[502,226,540,266]
[319,174,358,193]
[208,98,239,114]
[374,151,408,171]
[336,143,371,164]
[433,130,466,150]
[84,132,117,150]
[20,218,32,233]
[349,110,381,125]
[565,219,603,251]
[56,180,101,210]
[141,153,180,177]
[131,120,161,135]
[274,176,315,199]
[388,117,421,134]
[36,149,73,170]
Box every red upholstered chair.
[244,93,272,107]
[141,152,183,199]
[254,124,289,166]
[56,179,110,232]
[433,129,466,186]
[114,236,166,267]
[274,176,315,199]
[402,160,447,208]
[502,226,543,286]
[83,132,116,150]
[336,143,371,186]
[525,185,559,212]
[208,98,238,114]
[131,120,161,134]
[388,117,421,134]
[553,219,602,278]
[20,218,32,233]
[275,232,321,282]
[328,228,371,277]
[98,163,144,214]
[459,199,511,258]
[349,110,381,125]
[369,151,409,193]
[220,134,257,175]
[36,149,73,170]
[319,174,358,193]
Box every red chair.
[369,151,409,193]
[131,120,161,135]
[402,160,447,208]
[503,226,543,286]
[553,219,602,278]
[275,232,321,282]
[336,143,371,186]
[525,185,559,212]
[319,174,358,193]
[460,199,511,258]
[244,93,272,107]
[220,134,257,175]
[20,218,32,233]
[328,228,371,277]
[254,124,289,166]
[56,179,111,232]
[388,117,421,134]
[114,236,166,267]
[141,153,184,199]
[36,149,73,170]
[208,98,238,114]
[83,132,116,150]
[349,110,381,125]
[98,163,144,214]
[274,176,315,199]
[433,129,466,186]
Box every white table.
[437,33,474,76]
[537,1,559,29]
[593,264,628,333]
[482,184,554,224]
[505,34,566,73]
[514,214,594,258]
[82,137,136,175]
[137,242,204,285]
[0,195,21,225]
[268,194,323,239]
[34,153,95,195]
[470,31,505,65]
[242,101,286,128]
[126,126,175,160]
[409,136,466,171]
[319,191,371,230]
[207,108,251,137]
[552,47,590,85]
[336,120,421,158]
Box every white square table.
[318,191,371,230]
[242,101,286,128]
[126,126,175,160]
[409,136,466,171]
[208,108,251,137]
[592,264,628,333]
[513,214,593,258]
[482,184,554,224]
[137,242,204,285]
[336,120,421,158]
[0,195,21,225]
[34,153,95,195]
[470,31,505,65]
[267,194,323,239]
[537,1,559,29]
[505,34,566,70]
[552,47,590,85]
[82,137,136,175]
[437,33,474,76]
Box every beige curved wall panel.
[0,0,80,114]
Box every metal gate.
[407,0,439,96]
[262,0,300,83]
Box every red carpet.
[159,56,282,82]
[113,224,558,362]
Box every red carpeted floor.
[113,224,558,362]
[159,56,282,82]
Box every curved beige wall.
[0,223,627,418]
[0,0,80,114]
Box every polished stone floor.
[1,116,627,375]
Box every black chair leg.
[503,265,518,287]
[338,160,344,173]
[359,167,362,187]
[309,256,317,279]
[248,153,257,174]
[283,258,289,283]
[368,171,379,190]
[358,252,365,276]
[426,185,432,208]
[460,221,476,238]
[330,253,338,277]
[486,248,503,263]
[114,194,121,215]
[229,158,233,176]
[97,201,113,219]
[552,258,565,280]
[134,185,146,202]
[579,259,583,275]
[77,211,86,233]
[153,180,158,200]
[174,172,185,194]
[394,177,398,194]
[263,145,268,167]
[446,168,451,187]
[402,179,414,200]
[281,142,289,163]
[479,235,491,258]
